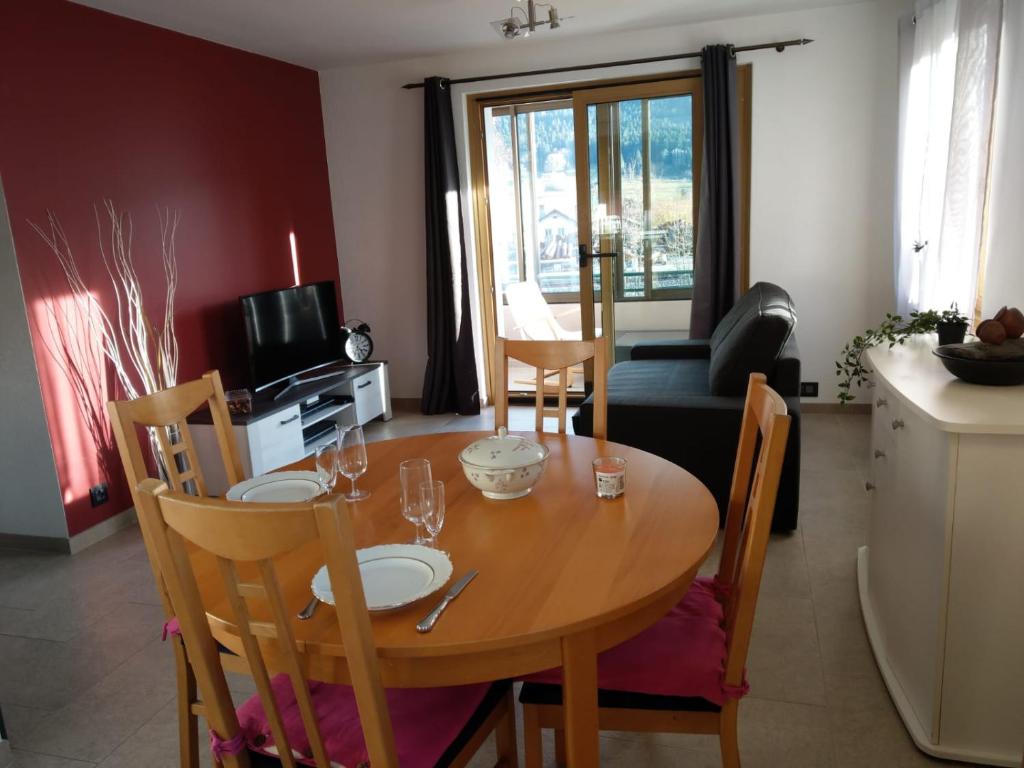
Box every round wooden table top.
[202,430,718,686]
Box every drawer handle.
[876,398,888,408]
[891,419,905,431]
[357,381,373,390]
[279,414,300,426]
[865,481,875,491]
[874,450,886,459]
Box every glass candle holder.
[225,388,253,416]
[593,456,627,499]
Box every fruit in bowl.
[459,427,549,500]
[974,306,1024,345]
[994,306,1024,339]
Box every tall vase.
[148,424,197,494]
[148,427,170,483]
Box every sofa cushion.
[607,359,712,403]
[708,282,796,396]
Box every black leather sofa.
[574,282,801,531]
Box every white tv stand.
[189,361,391,495]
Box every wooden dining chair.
[494,337,608,440]
[108,370,244,768]
[134,480,518,768]
[519,373,790,768]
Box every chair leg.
[553,728,566,768]
[495,689,519,768]
[175,643,200,768]
[719,701,740,768]
[522,704,543,768]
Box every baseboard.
[0,531,72,553]
[68,506,138,554]
[802,402,871,415]
[390,397,421,411]
[0,506,138,554]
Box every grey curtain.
[421,77,480,415]
[690,45,740,339]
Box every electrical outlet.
[89,483,109,507]
[800,381,819,397]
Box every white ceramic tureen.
[459,427,550,500]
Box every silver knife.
[416,570,479,633]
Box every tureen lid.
[459,427,549,469]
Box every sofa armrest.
[630,339,712,360]
[771,335,801,398]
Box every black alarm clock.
[340,319,373,363]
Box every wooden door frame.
[466,66,751,403]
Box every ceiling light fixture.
[491,0,567,40]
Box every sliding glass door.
[479,98,591,394]
[573,79,702,376]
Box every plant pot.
[937,321,968,346]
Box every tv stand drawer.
[247,404,304,476]
[352,369,385,423]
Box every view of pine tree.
[492,98,693,179]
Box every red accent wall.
[0,1,341,535]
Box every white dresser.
[859,335,1024,766]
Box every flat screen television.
[240,281,342,397]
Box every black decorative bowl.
[933,339,1024,386]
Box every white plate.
[310,544,454,612]
[226,471,324,503]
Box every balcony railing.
[536,269,694,298]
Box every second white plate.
[311,544,454,612]
[226,471,324,503]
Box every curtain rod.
[401,38,812,90]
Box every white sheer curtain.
[895,0,1002,317]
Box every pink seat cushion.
[525,577,741,706]
[234,675,492,767]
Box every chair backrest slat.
[495,337,608,440]
[135,480,401,768]
[714,374,791,691]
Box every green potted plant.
[937,304,969,345]
[836,306,964,404]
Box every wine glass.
[399,458,432,544]
[419,480,445,549]
[338,425,370,501]
[315,441,338,494]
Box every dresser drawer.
[352,369,385,423]
[247,404,305,476]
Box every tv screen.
[240,281,341,392]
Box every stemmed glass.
[399,458,432,544]
[315,442,338,495]
[419,480,446,549]
[338,425,370,501]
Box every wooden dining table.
[197,430,719,766]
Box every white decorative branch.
[30,201,180,401]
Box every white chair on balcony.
[503,280,599,392]
[504,279,600,341]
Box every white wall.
[982,0,1024,319]
[320,0,907,402]
[0,178,68,539]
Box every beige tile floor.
[0,409,972,767]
